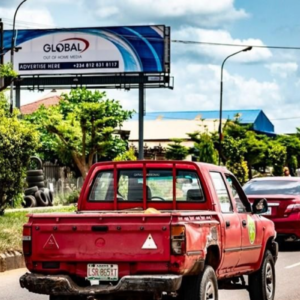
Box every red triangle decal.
[43,234,59,250]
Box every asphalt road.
[1,244,300,300]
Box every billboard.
[2,25,170,76]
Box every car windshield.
[243,180,300,195]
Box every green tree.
[266,140,287,176]
[165,138,189,160]
[0,98,39,215]
[222,120,269,179]
[222,135,249,184]
[243,131,267,179]
[113,147,137,161]
[187,120,218,164]
[0,63,18,92]
[277,135,300,176]
[26,88,134,178]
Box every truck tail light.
[22,226,32,256]
[284,204,300,216]
[171,225,186,255]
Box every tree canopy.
[26,88,134,178]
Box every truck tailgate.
[29,212,172,262]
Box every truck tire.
[181,266,218,300]
[24,186,38,196]
[41,188,54,206]
[23,195,37,208]
[249,250,275,300]
[30,156,43,169]
[28,181,45,188]
[26,175,44,183]
[35,190,49,206]
[27,170,43,176]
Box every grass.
[0,206,75,253]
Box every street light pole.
[10,0,27,114]
[218,46,252,165]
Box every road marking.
[286,262,300,269]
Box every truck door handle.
[226,221,230,228]
[242,220,247,227]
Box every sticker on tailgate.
[142,234,157,249]
[43,234,59,250]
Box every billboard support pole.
[0,19,3,65]
[0,19,4,89]
[15,81,20,109]
[138,81,145,160]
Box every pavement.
[1,243,300,300]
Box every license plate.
[262,207,272,215]
[87,264,118,281]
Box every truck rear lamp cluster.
[171,225,186,255]
[22,226,32,256]
[284,204,300,216]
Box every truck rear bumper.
[20,272,182,296]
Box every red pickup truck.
[20,161,278,300]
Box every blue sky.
[1,0,300,133]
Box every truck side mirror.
[252,198,268,214]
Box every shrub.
[0,100,39,215]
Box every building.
[20,90,67,115]
[122,110,275,158]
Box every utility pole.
[10,0,27,114]
[218,46,252,165]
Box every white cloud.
[0,7,55,29]
[89,0,248,27]
[96,6,119,18]
[265,62,298,78]
[100,62,281,115]
[224,73,282,109]
[173,27,272,63]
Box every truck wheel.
[249,250,275,300]
[181,266,218,300]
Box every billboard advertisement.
[2,25,170,75]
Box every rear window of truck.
[89,168,205,202]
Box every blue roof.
[131,109,262,124]
[130,109,275,134]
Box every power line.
[270,116,300,121]
[172,40,300,50]
[3,21,52,29]
[2,17,54,29]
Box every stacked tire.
[23,157,54,208]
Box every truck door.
[225,174,263,268]
[210,172,241,271]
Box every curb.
[0,251,25,272]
